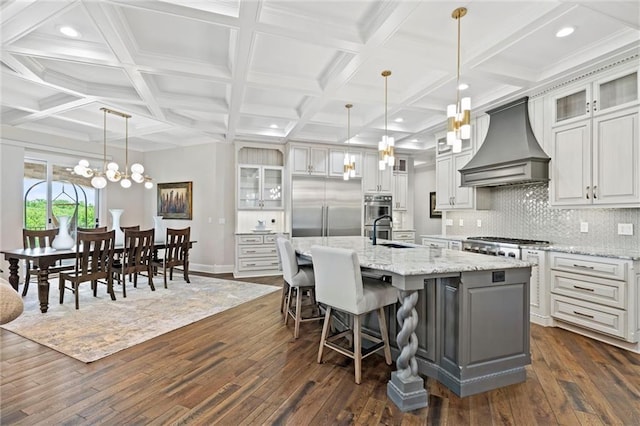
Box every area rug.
[1,275,280,363]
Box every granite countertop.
[291,236,531,277]
[527,244,640,261]
[419,235,467,241]
[235,230,279,235]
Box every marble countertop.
[528,244,640,261]
[419,234,467,241]
[291,236,531,277]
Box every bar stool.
[311,245,397,384]
[276,237,323,338]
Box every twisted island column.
[387,289,428,411]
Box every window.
[24,159,99,231]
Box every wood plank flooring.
[2,273,640,425]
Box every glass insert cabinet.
[237,165,283,210]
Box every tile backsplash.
[446,183,640,251]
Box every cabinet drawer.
[238,235,264,244]
[238,257,281,271]
[551,294,627,339]
[422,238,448,248]
[393,231,415,240]
[550,252,628,281]
[550,271,625,309]
[238,245,277,258]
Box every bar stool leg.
[318,306,332,363]
[354,314,362,385]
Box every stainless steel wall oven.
[364,194,392,240]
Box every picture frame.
[429,191,442,218]
[157,181,193,220]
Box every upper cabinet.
[328,148,363,178]
[237,165,284,210]
[550,66,639,208]
[363,151,392,193]
[290,145,328,176]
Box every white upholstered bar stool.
[311,245,397,384]
[277,237,323,338]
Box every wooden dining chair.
[59,230,116,309]
[21,228,70,296]
[112,228,155,297]
[120,225,140,233]
[153,227,190,288]
[77,226,108,232]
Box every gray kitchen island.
[292,236,532,412]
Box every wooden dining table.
[1,240,194,313]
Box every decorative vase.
[153,215,165,243]
[109,209,125,246]
[51,216,75,250]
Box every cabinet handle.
[246,263,256,267]
[586,101,590,114]
[572,264,595,270]
[586,186,590,199]
[593,185,597,199]
[593,99,597,112]
[573,311,594,319]
[573,285,595,292]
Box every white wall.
[413,163,442,238]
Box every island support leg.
[387,289,428,412]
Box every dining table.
[1,240,194,313]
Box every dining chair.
[311,245,397,384]
[112,228,155,297]
[153,227,190,288]
[77,226,108,232]
[58,230,116,309]
[277,237,323,338]
[21,228,58,296]
[120,225,140,233]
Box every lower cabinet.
[549,252,637,342]
[234,233,288,278]
[523,249,550,325]
[392,230,415,243]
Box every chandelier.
[378,70,394,170]
[74,108,153,189]
[446,7,471,154]
[343,103,356,180]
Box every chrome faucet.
[372,214,393,246]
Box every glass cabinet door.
[238,166,261,209]
[261,167,282,209]
[554,86,589,124]
[595,71,638,114]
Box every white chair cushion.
[358,277,398,315]
[291,265,315,288]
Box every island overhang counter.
[291,236,532,412]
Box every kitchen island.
[292,236,532,411]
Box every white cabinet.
[234,233,288,278]
[291,145,328,176]
[421,237,448,249]
[363,151,392,193]
[328,148,362,178]
[392,156,408,173]
[237,165,283,210]
[523,249,550,325]
[392,230,415,243]
[393,173,408,210]
[435,151,489,210]
[448,240,462,251]
[549,252,636,342]
[550,107,639,207]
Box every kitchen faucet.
[372,215,393,246]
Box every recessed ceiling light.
[556,27,574,38]
[59,26,80,38]
[270,124,278,129]
[458,83,469,91]
[394,117,404,123]
[411,139,418,142]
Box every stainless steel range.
[462,236,550,259]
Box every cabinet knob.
[593,99,597,112]
[586,101,590,114]
[585,186,590,199]
[593,185,597,199]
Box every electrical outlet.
[618,223,633,235]
[580,222,588,233]
[446,219,453,226]
[477,219,482,227]
[218,218,225,225]
[459,219,464,227]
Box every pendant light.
[446,7,471,154]
[378,70,394,170]
[74,108,153,189]
[343,103,356,180]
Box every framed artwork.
[429,191,442,218]
[157,181,193,220]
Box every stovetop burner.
[466,236,550,245]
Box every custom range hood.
[459,97,550,187]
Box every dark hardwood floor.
[2,273,639,425]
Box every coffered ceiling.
[1,1,639,158]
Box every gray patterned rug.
[1,275,279,363]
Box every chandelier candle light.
[379,70,394,170]
[446,7,471,154]
[74,108,153,189]
[343,103,356,181]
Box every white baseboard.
[190,263,234,275]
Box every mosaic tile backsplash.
[446,183,640,251]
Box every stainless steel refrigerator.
[292,177,362,237]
